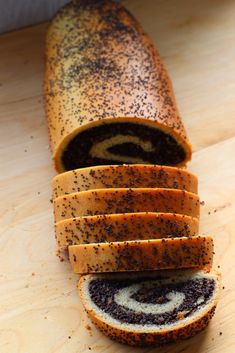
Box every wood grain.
[0,1,235,352]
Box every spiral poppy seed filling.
[61,123,186,170]
[88,276,215,326]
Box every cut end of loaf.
[78,270,221,346]
[56,121,191,172]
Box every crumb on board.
[86,325,93,336]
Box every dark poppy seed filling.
[88,277,215,326]
[61,122,186,170]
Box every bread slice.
[55,212,199,251]
[53,188,200,222]
[52,164,198,198]
[78,270,221,346]
[44,0,192,172]
[69,236,213,274]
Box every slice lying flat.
[53,188,200,222]
[52,164,198,198]
[55,212,199,250]
[69,236,213,274]
[78,270,220,346]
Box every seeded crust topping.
[69,236,213,274]
[55,212,199,250]
[53,188,200,222]
[52,164,198,198]
[44,0,192,172]
[55,212,199,249]
[88,276,215,326]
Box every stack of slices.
[52,165,220,346]
[52,164,206,272]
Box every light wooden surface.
[0,1,235,352]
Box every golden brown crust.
[44,0,192,172]
[53,188,200,222]
[78,271,221,346]
[52,164,198,198]
[69,236,213,274]
[55,212,199,250]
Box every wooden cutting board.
[0,1,235,352]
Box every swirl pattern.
[89,275,215,326]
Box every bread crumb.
[31,272,35,276]
[176,311,187,320]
